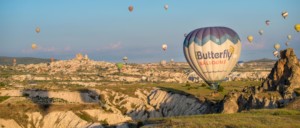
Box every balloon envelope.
[31,43,37,49]
[259,30,264,35]
[116,63,124,70]
[265,20,270,26]
[164,4,168,10]
[295,24,300,32]
[287,35,292,40]
[162,44,167,51]
[183,27,241,89]
[247,35,253,43]
[274,43,280,50]
[282,11,288,19]
[128,5,133,12]
[35,27,40,33]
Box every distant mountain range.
[0,56,53,65]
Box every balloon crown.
[184,27,240,47]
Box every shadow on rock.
[22,89,51,112]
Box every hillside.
[0,56,54,65]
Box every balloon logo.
[183,27,241,90]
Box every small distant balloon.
[35,27,40,33]
[265,20,270,26]
[128,5,133,12]
[160,60,167,66]
[285,42,289,46]
[295,24,300,32]
[287,35,292,40]
[184,33,187,37]
[162,44,167,51]
[247,35,253,43]
[273,51,279,58]
[259,30,264,35]
[164,4,168,10]
[282,11,288,19]
[31,43,37,49]
[123,56,128,63]
[274,43,280,50]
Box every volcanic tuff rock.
[221,48,300,113]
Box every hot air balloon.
[36,27,40,33]
[123,56,128,64]
[31,43,37,49]
[265,20,270,26]
[295,24,300,32]
[183,27,241,90]
[259,30,264,35]
[116,63,124,73]
[160,60,167,66]
[282,11,288,19]
[128,5,133,12]
[162,44,167,51]
[184,33,187,37]
[274,43,280,50]
[170,58,174,63]
[164,4,168,10]
[273,51,279,58]
[247,35,253,43]
[13,58,17,66]
[285,42,289,46]
[287,35,292,40]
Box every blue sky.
[0,0,299,63]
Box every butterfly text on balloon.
[195,49,232,61]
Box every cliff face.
[221,48,300,113]
[0,88,210,128]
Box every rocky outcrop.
[220,48,300,113]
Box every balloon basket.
[210,83,219,90]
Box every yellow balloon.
[295,24,300,32]
[247,36,253,43]
[274,43,280,50]
[31,43,37,49]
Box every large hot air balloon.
[282,11,288,19]
[164,4,168,10]
[274,43,280,50]
[36,27,40,33]
[259,30,264,35]
[247,35,253,43]
[31,43,37,49]
[265,20,270,26]
[287,35,292,40]
[295,24,300,32]
[128,5,133,12]
[162,44,167,51]
[183,27,241,90]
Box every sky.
[0,0,299,63]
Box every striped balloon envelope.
[183,27,241,90]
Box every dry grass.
[142,109,300,128]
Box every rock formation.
[220,48,300,113]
